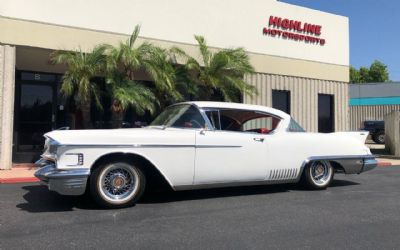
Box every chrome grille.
[269,168,298,180]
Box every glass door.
[15,72,57,152]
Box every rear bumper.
[331,156,377,174]
[362,158,378,172]
[34,163,90,196]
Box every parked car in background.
[362,120,385,144]
[35,102,377,208]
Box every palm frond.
[113,80,157,115]
[194,35,211,67]
[129,25,141,48]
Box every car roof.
[180,101,291,120]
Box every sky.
[280,0,400,81]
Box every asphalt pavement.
[1,166,399,250]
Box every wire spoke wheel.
[96,162,142,205]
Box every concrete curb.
[0,177,39,184]
[377,161,392,167]
[0,164,39,184]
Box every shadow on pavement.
[17,179,359,212]
[140,184,294,204]
[16,185,99,213]
[330,179,359,187]
[140,179,360,204]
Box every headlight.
[41,136,60,161]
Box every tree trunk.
[80,96,92,129]
[111,110,124,128]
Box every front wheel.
[89,161,146,208]
[302,160,334,190]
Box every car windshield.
[150,104,206,129]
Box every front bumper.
[34,162,90,196]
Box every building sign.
[263,16,326,46]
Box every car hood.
[45,127,195,145]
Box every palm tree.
[106,25,180,127]
[51,45,107,129]
[171,35,257,102]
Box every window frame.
[201,107,283,135]
[151,103,210,130]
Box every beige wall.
[244,73,349,132]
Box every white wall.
[0,0,348,66]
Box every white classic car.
[35,102,377,208]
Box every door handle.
[253,138,264,142]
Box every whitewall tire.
[302,160,334,190]
[90,161,146,208]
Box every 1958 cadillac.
[35,102,377,208]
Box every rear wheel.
[302,160,334,190]
[90,161,146,208]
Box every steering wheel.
[190,119,203,128]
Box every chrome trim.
[196,145,242,148]
[253,138,265,142]
[57,144,242,148]
[195,105,215,131]
[198,106,284,133]
[174,178,298,191]
[35,158,53,167]
[34,164,90,196]
[296,155,377,181]
[64,153,84,166]
[363,158,378,172]
[40,153,57,162]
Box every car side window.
[242,117,280,134]
[205,110,221,130]
[171,105,206,129]
[204,108,281,134]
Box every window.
[204,108,281,134]
[151,104,206,129]
[288,118,305,132]
[272,90,290,114]
[205,110,221,130]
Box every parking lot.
[1,166,399,250]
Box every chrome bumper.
[315,155,378,174]
[34,162,90,196]
[362,158,378,172]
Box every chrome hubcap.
[99,163,139,203]
[310,161,331,185]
